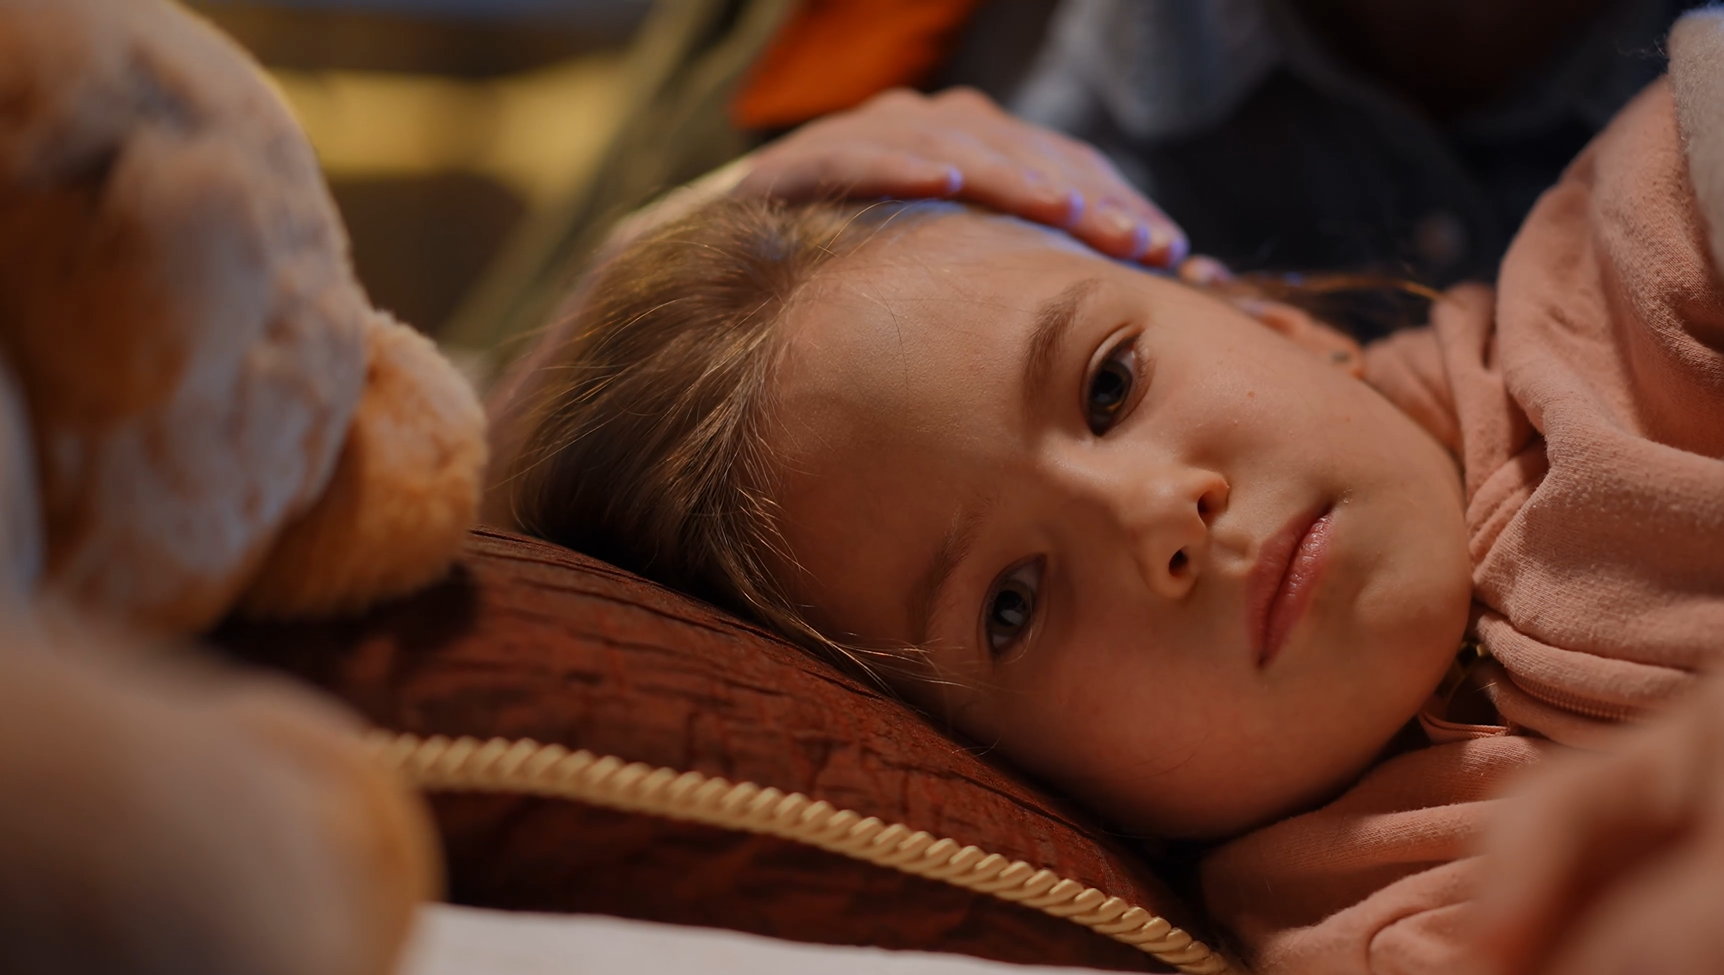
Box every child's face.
[767,210,1472,838]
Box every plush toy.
[0,0,489,972]
[0,0,487,631]
[0,609,442,975]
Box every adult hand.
[1473,676,1724,975]
[732,87,1189,266]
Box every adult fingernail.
[1137,224,1183,265]
[1124,221,1151,261]
[1165,231,1190,265]
[941,165,964,195]
[1100,206,1140,244]
[1059,190,1085,228]
[1141,223,1170,262]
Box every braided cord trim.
[370,733,1230,975]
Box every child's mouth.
[1247,502,1336,669]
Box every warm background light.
[269,55,630,206]
[188,0,647,344]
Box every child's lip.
[1245,502,1336,669]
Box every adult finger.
[742,138,1092,243]
[954,165,1185,264]
[947,105,1188,264]
[993,125,1186,263]
[944,152,1083,228]
[736,145,962,203]
[921,139,1160,258]
[738,84,1189,263]
[1065,192,1187,264]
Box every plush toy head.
[0,0,486,632]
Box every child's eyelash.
[1086,337,1140,435]
[983,557,1043,658]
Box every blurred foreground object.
[0,0,487,632]
[0,613,438,975]
[0,0,491,969]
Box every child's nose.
[1114,466,1229,600]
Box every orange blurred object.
[732,0,983,131]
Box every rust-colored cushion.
[217,528,1201,972]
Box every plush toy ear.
[239,312,486,618]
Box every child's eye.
[983,558,1043,657]
[1086,340,1138,434]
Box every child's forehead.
[784,241,1070,383]
[782,215,1098,349]
[765,207,1179,475]
[770,251,1022,437]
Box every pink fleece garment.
[1200,78,1724,975]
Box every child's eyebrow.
[1021,277,1101,405]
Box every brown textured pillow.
[217,528,1214,973]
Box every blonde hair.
[507,197,935,661]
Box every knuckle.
[937,86,997,113]
[867,87,923,111]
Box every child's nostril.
[1169,549,1189,575]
